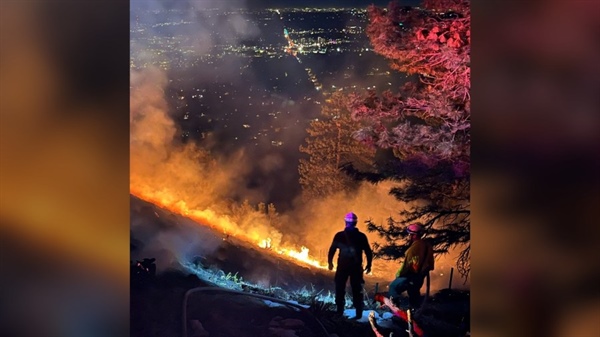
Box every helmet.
[344,212,358,223]
[406,223,424,235]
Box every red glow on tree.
[346,0,471,277]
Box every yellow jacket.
[396,239,434,278]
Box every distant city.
[131,8,373,70]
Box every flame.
[258,237,272,249]
[131,188,330,271]
[133,188,242,236]
[279,246,328,269]
[258,241,328,270]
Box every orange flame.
[278,246,328,269]
[257,239,327,269]
[258,238,272,249]
[132,189,330,271]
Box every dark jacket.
[328,227,373,268]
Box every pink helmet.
[344,212,358,223]
[406,223,424,235]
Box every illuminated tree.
[299,92,375,200]
[345,0,470,277]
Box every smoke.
[130,65,286,270]
[130,205,224,271]
[129,0,288,264]
[129,0,266,266]
[131,66,236,208]
[278,181,468,291]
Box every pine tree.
[298,92,376,200]
[345,0,470,277]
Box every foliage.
[299,91,376,200]
[224,272,243,284]
[227,199,284,235]
[308,298,335,316]
[366,0,470,103]
[287,284,326,305]
[345,0,470,277]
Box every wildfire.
[131,190,330,271]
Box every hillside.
[130,195,470,337]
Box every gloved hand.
[364,264,371,274]
[328,262,334,271]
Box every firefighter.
[389,223,435,309]
[328,212,373,319]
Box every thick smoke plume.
[130,65,283,261]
